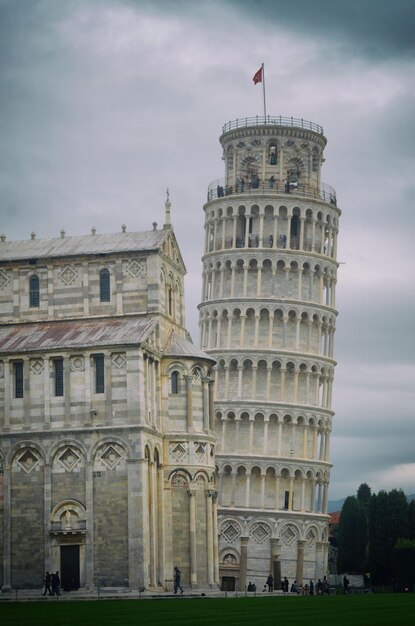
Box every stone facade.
[0,213,218,590]
[198,116,340,591]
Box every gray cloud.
[0,0,414,499]
[226,0,415,59]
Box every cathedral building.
[0,202,218,591]
[199,116,340,590]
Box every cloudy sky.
[1,0,414,499]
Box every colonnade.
[218,466,330,515]
[202,259,336,307]
[201,309,335,357]
[214,360,333,409]
[204,208,338,260]
[216,414,331,460]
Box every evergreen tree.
[369,490,389,584]
[369,489,409,585]
[357,482,371,567]
[408,500,415,540]
[338,496,366,573]
[357,483,371,514]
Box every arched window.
[269,143,277,165]
[100,269,110,302]
[171,371,179,394]
[29,275,40,307]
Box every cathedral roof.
[0,230,169,262]
[0,315,158,353]
[163,330,216,363]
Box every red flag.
[253,66,262,84]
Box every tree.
[338,496,367,573]
[394,539,415,588]
[369,489,409,585]
[357,483,371,514]
[369,490,389,584]
[407,500,415,540]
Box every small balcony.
[207,178,337,206]
[221,115,324,135]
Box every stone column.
[260,473,266,508]
[315,541,323,580]
[277,420,283,456]
[230,264,236,296]
[208,381,215,431]
[259,212,264,247]
[202,377,210,431]
[254,314,260,345]
[297,268,303,300]
[188,490,198,588]
[157,464,165,589]
[232,217,237,249]
[227,315,232,348]
[85,460,95,589]
[296,540,306,585]
[44,462,52,572]
[1,464,11,591]
[268,313,274,347]
[275,475,280,510]
[266,366,272,401]
[243,263,249,296]
[212,492,219,583]
[322,482,329,514]
[248,418,254,453]
[237,365,243,398]
[245,473,251,508]
[240,315,246,347]
[263,418,269,455]
[127,459,141,589]
[251,366,257,397]
[230,471,236,505]
[317,483,323,513]
[310,479,316,513]
[270,538,281,590]
[290,422,296,456]
[23,357,30,428]
[239,536,249,591]
[206,491,215,587]
[64,355,71,428]
[43,357,50,429]
[288,477,294,510]
[256,268,262,296]
[280,368,286,402]
[185,375,193,430]
[148,462,157,586]
[300,477,306,511]
[299,217,305,250]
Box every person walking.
[173,566,183,594]
[51,571,61,596]
[266,573,273,592]
[43,571,52,596]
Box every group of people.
[251,574,332,596]
[42,571,61,596]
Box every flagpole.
[262,63,267,120]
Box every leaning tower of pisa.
[198,116,340,591]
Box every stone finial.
[152,222,158,231]
[91,227,96,236]
[31,231,36,240]
[164,187,172,230]
[0,234,6,242]
[60,229,66,239]
[121,224,127,233]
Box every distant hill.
[328,498,345,513]
[328,493,415,514]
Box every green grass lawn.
[2,594,415,626]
